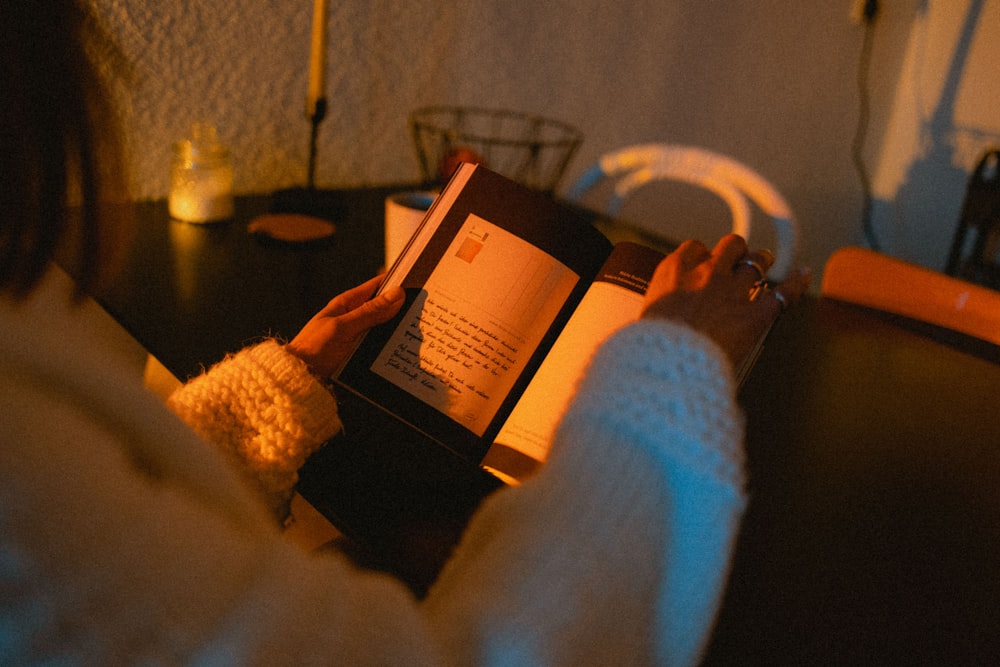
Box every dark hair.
[0,0,129,299]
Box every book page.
[334,163,614,464]
[490,283,644,462]
[369,214,578,436]
[489,242,664,470]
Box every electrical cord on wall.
[852,0,881,251]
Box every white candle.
[307,0,329,117]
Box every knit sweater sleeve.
[166,340,342,517]
[424,319,747,666]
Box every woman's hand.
[642,234,811,367]
[286,275,405,380]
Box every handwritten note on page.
[371,214,578,435]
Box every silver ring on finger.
[771,289,789,312]
[748,278,772,302]
[735,258,766,281]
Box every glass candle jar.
[168,123,235,223]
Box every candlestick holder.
[306,98,326,189]
[249,97,343,244]
[248,0,341,243]
[268,97,344,219]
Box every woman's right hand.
[642,234,811,367]
[286,275,405,380]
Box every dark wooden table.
[709,298,1000,664]
[98,191,389,379]
[96,189,1000,663]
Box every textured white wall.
[88,0,999,277]
[868,0,1000,270]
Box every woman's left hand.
[286,275,405,380]
[642,234,811,367]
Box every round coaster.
[247,213,336,243]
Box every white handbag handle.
[568,144,799,280]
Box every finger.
[733,249,775,286]
[752,248,776,273]
[756,266,812,315]
[772,266,812,307]
[711,234,750,275]
[674,239,711,268]
[321,275,386,316]
[333,285,406,340]
[753,286,785,318]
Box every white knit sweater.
[1,267,745,665]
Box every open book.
[335,163,760,483]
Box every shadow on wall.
[875,0,997,271]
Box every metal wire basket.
[409,106,584,194]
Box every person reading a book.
[2,1,809,664]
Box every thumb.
[340,285,406,336]
[372,285,406,317]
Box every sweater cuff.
[167,340,341,513]
[240,340,343,444]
